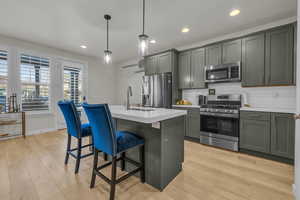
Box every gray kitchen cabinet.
[157,52,172,74]
[240,111,271,153]
[190,48,206,89]
[265,25,294,86]
[205,44,222,66]
[187,109,200,139]
[270,113,295,159]
[242,33,266,87]
[144,50,177,75]
[172,107,200,139]
[145,55,157,75]
[178,51,191,89]
[222,39,242,64]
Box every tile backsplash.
[182,82,296,109]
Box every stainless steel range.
[199,94,241,151]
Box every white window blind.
[64,67,82,106]
[20,54,50,111]
[0,50,8,112]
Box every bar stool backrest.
[83,103,117,156]
[58,100,82,138]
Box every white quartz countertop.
[240,107,296,114]
[109,105,187,124]
[172,105,201,108]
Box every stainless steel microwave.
[204,62,241,83]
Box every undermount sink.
[128,107,155,112]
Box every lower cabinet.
[173,107,200,139]
[240,117,271,153]
[240,111,295,160]
[271,113,295,159]
[186,109,200,139]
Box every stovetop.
[200,94,241,116]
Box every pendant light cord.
[106,18,109,51]
[142,0,145,34]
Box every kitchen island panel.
[115,115,185,191]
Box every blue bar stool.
[58,100,105,173]
[83,103,145,200]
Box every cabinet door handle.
[294,114,300,120]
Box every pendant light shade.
[104,14,112,64]
[104,50,112,64]
[138,34,149,56]
[138,0,149,56]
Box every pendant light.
[104,14,112,64]
[138,0,149,56]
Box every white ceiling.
[0,0,297,63]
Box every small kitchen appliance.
[198,95,207,106]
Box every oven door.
[205,67,229,83]
[200,115,239,139]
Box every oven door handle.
[200,112,239,119]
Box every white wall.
[115,64,145,105]
[0,34,116,135]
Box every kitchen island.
[109,105,187,191]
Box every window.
[0,50,8,112]
[63,67,82,106]
[20,54,50,111]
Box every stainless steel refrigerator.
[142,72,172,108]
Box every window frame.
[61,60,87,106]
[0,47,9,112]
[18,50,52,114]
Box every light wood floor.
[0,130,295,200]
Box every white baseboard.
[27,128,58,136]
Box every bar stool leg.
[90,148,99,188]
[104,153,108,161]
[140,145,145,183]
[75,138,82,174]
[65,134,71,165]
[121,152,126,171]
[110,156,117,200]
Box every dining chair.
[83,103,145,200]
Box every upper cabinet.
[178,48,206,89]
[265,25,294,86]
[205,44,222,66]
[222,39,242,64]
[157,52,173,74]
[242,33,266,87]
[190,48,206,88]
[144,50,177,75]
[144,55,157,75]
[169,23,295,90]
[178,51,191,89]
[242,24,295,87]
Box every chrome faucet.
[126,86,132,110]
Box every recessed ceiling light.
[230,9,240,17]
[80,45,87,49]
[181,27,190,33]
[150,39,156,44]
